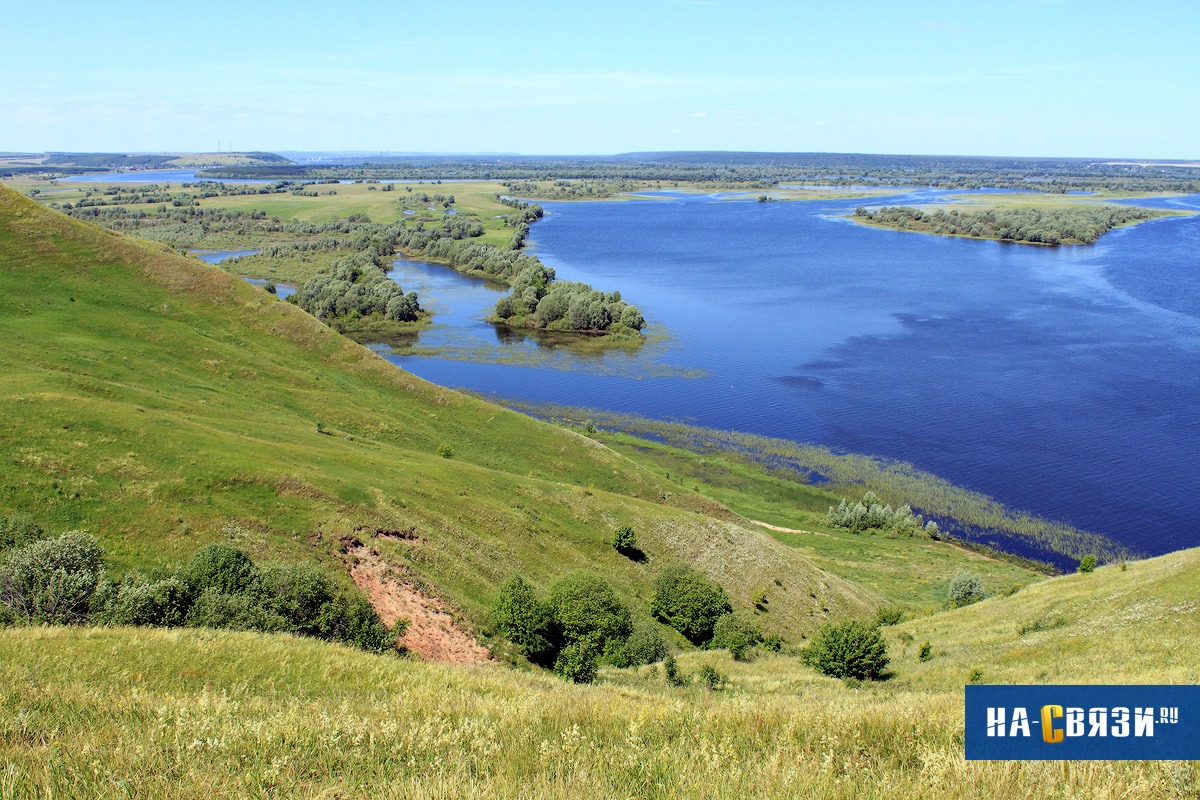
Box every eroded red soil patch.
[346,545,493,665]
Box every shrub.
[0,513,44,552]
[1078,554,1098,574]
[0,531,104,624]
[803,620,889,681]
[663,655,688,686]
[761,632,784,652]
[95,575,190,627]
[917,641,933,662]
[752,588,768,610]
[610,525,637,553]
[182,543,261,597]
[696,664,726,690]
[649,563,732,645]
[492,575,556,665]
[948,572,985,608]
[711,613,762,661]
[315,595,399,653]
[553,641,597,684]
[873,605,904,627]
[185,588,288,632]
[260,562,336,634]
[546,571,632,651]
[437,444,455,459]
[616,620,669,667]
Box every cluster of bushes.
[289,250,422,323]
[827,491,940,537]
[853,204,1167,245]
[493,562,780,683]
[492,572,667,683]
[394,225,544,278]
[0,523,397,653]
[491,265,646,336]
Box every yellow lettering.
[1042,705,1064,744]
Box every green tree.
[649,563,732,645]
[492,575,556,665]
[546,571,632,651]
[711,613,762,661]
[948,572,985,608]
[1077,554,1098,574]
[803,619,889,681]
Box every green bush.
[613,620,668,667]
[183,543,261,597]
[663,654,688,686]
[761,632,784,652]
[1078,554,1097,574]
[803,619,889,681]
[948,572,985,608]
[0,513,45,552]
[610,525,637,553]
[696,664,726,691]
[260,562,335,635]
[0,531,104,624]
[546,571,631,651]
[315,595,399,653]
[95,575,189,627]
[185,588,289,632]
[492,575,556,665]
[917,641,933,662]
[873,605,904,627]
[553,641,597,684]
[711,613,762,661]
[649,563,732,645]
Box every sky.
[3,0,1197,159]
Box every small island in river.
[850,202,1180,245]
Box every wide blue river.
[377,189,1200,558]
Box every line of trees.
[827,491,940,537]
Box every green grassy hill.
[0,183,874,645]
[3,550,1196,798]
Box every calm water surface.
[379,190,1200,558]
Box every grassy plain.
[3,548,1198,798]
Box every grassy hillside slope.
[3,549,1197,798]
[0,184,873,641]
[890,548,1200,688]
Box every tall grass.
[1,625,1194,799]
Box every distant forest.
[195,152,1200,194]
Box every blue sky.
[3,0,1196,158]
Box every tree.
[1078,554,1097,574]
[803,619,889,681]
[492,575,556,664]
[948,572,985,608]
[711,613,762,661]
[546,571,632,651]
[649,563,732,645]
[610,525,637,553]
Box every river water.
[379,190,1200,559]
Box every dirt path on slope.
[346,544,493,665]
